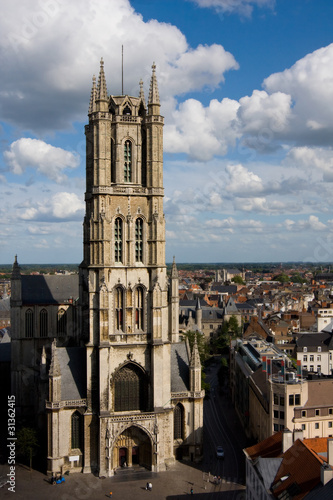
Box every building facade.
[11,60,204,476]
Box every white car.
[216,446,224,458]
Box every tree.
[17,427,39,470]
[231,275,245,285]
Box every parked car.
[216,446,224,459]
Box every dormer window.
[303,347,307,353]
[318,346,321,352]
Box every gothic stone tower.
[79,60,203,476]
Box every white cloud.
[225,164,264,195]
[4,138,80,182]
[284,146,333,182]
[189,0,275,17]
[0,0,238,132]
[164,97,240,160]
[263,43,333,144]
[282,215,327,232]
[18,192,84,221]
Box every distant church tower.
[79,59,204,475]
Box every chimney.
[328,438,333,467]
[293,429,304,443]
[282,429,293,453]
[321,462,333,486]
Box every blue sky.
[1,0,333,264]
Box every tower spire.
[96,57,108,101]
[171,256,178,279]
[148,62,160,111]
[88,75,97,115]
[139,78,145,102]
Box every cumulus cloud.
[0,0,238,132]
[284,146,333,182]
[281,215,327,232]
[4,138,80,182]
[18,192,84,221]
[263,44,333,145]
[189,0,275,17]
[164,97,240,160]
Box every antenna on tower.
[122,45,124,95]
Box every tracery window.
[124,140,132,182]
[25,309,34,338]
[114,364,147,411]
[40,309,48,338]
[135,218,143,262]
[135,286,144,330]
[115,287,123,331]
[115,217,123,263]
[57,308,67,335]
[71,411,82,449]
[174,403,184,440]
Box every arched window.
[124,140,132,182]
[25,309,34,338]
[174,403,184,440]
[57,308,67,336]
[40,309,48,338]
[115,217,123,262]
[141,128,147,187]
[135,218,143,262]
[71,411,82,449]
[114,364,147,411]
[115,287,123,331]
[135,287,144,330]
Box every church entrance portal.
[114,426,152,470]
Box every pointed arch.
[57,308,67,335]
[174,403,185,440]
[113,362,148,412]
[71,411,83,450]
[124,140,132,182]
[135,285,144,330]
[115,286,124,331]
[114,217,123,262]
[25,309,34,338]
[135,217,143,262]
[40,308,48,338]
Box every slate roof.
[171,342,190,393]
[211,285,237,294]
[21,275,79,305]
[296,332,333,352]
[257,457,283,491]
[0,297,10,311]
[0,342,11,363]
[56,347,86,400]
[304,379,333,408]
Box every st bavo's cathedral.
[10,60,204,476]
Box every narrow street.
[201,359,247,499]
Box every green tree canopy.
[231,275,245,285]
[17,427,39,470]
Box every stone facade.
[10,60,204,476]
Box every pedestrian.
[148,482,152,491]
[190,487,193,495]
[146,482,149,490]
[109,492,112,498]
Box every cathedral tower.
[79,60,203,475]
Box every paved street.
[0,360,246,499]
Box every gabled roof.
[21,275,79,305]
[56,347,86,400]
[271,439,324,499]
[171,342,189,392]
